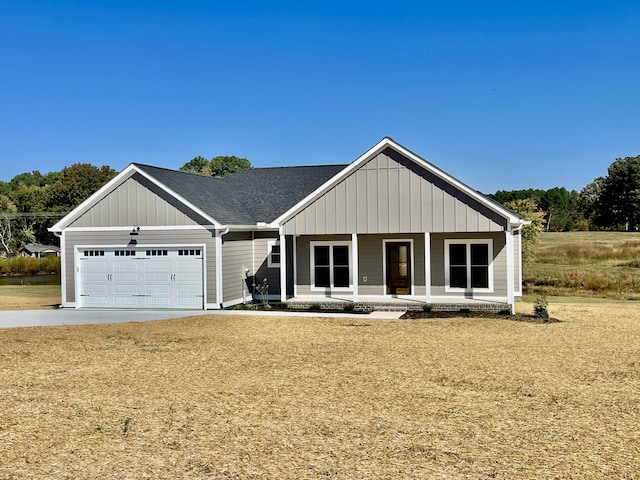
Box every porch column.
[506,229,515,314]
[352,233,359,302]
[280,232,287,302]
[424,232,431,303]
[215,230,223,308]
[293,235,298,298]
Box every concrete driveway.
[0,307,402,328]
[0,309,207,328]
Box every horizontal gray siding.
[63,228,217,306]
[253,235,281,297]
[70,173,210,228]
[430,232,507,298]
[222,232,253,304]
[283,148,507,235]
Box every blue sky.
[1,1,639,194]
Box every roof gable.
[275,137,526,229]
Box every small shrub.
[422,303,433,312]
[533,296,549,319]
[309,303,322,312]
[343,303,355,313]
[459,308,471,314]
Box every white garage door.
[78,247,204,309]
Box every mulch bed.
[400,310,561,323]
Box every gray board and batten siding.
[69,173,212,228]
[282,148,508,236]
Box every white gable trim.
[49,164,224,232]
[272,137,528,228]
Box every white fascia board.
[271,137,523,227]
[49,164,223,232]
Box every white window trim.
[267,239,280,268]
[310,241,353,291]
[382,238,415,297]
[444,239,494,293]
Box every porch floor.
[286,295,510,313]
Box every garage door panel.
[146,285,170,294]
[83,296,108,306]
[114,285,139,294]
[114,297,141,307]
[146,261,171,270]
[145,273,171,282]
[145,298,171,307]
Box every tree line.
[489,154,640,232]
[0,152,637,258]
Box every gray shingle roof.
[133,163,347,225]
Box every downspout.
[216,226,230,309]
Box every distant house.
[20,243,61,258]
[49,137,529,312]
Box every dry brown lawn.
[1,302,639,479]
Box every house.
[19,243,61,258]
[49,137,529,313]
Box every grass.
[1,302,639,478]
[524,231,640,299]
[0,284,61,310]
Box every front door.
[386,242,411,295]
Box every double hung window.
[267,240,280,268]
[311,242,351,289]
[445,239,493,291]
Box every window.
[178,249,201,256]
[267,240,280,268]
[310,242,351,289]
[444,239,493,292]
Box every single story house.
[49,137,529,313]
[19,243,61,258]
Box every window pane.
[272,245,280,254]
[271,254,280,264]
[471,266,489,288]
[449,244,466,266]
[334,266,349,287]
[333,246,349,266]
[315,246,330,266]
[471,244,488,266]
[315,266,330,287]
[450,266,467,288]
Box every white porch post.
[424,232,431,303]
[293,235,298,298]
[506,229,515,314]
[352,233,359,302]
[215,230,223,308]
[280,231,287,303]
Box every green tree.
[45,163,118,212]
[596,155,640,230]
[179,156,210,175]
[180,155,251,178]
[504,198,546,265]
[576,177,604,230]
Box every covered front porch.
[286,295,511,313]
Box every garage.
[77,246,204,309]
